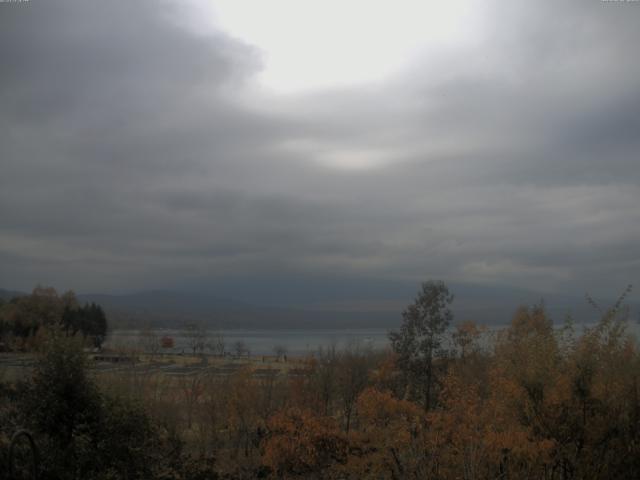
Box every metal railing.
[8,429,39,480]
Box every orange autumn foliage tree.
[262,407,347,478]
[345,387,431,479]
[452,320,485,360]
[370,351,404,398]
[423,367,555,480]
[485,303,640,479]
[427,371,490,480]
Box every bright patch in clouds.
[183,0,483,93]
[282,138,394,170]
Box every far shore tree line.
[0,280,638,479]
[0,287,291,362]
[0,286,107,350]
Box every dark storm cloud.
[0,0,639,299]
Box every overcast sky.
[1,0,639,301]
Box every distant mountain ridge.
[0,289,24,301]
[77,290,396,329]
[2,284,636,330]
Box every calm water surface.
[106,328,391,356]
[106,321,640,357]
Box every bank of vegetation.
[0,282,638,479]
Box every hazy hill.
[77,291,397,330]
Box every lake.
[105,320,640,357]
[106,328,392,356]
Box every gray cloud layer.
[1,0,639,300]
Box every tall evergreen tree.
[389,280,453,410]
